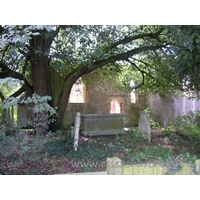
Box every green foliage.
[3,93,57,134]
[19,93,56,116]
[1,117,199,174]
[0,130,60,174]
[42,126,199,174]
[156,152,198,175]
[0,78,22,99]
[116,128,148,148]
[144,108,160,129]
[163,111,200,157]
[1,25,189,103]
[0,94,61,174]
[166,25,200,98]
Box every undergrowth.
[1,105,200,174]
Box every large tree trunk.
[29,32,53,134]
[50,74,77,131]
[51,64,90,131]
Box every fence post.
[107,157,122,175]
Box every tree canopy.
[165,25,200,97]
[1,25,200,131]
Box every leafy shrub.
[156,152,198,175]
[162,111,200,156]
[0,129,61,174]
[3,93,57,135]
[0,94,60,174]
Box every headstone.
[81,113,126,136]
[138,111,151,143]
[17,103,34,128]
[73,112,81,151]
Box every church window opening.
[130,80,136,103]
[69,79,84,103]
[110,100,121,113]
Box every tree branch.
[83,45,163,75]
[0,62,25,80]
[104,28,164,52]
[128,60,145,89]
[0,62,33,96]
[16,46,28,56]
[0,90,5,101]
[127,59,164,88]
[10,86,26,98]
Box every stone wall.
[20,69,200,128]
[63,73,145,126]
[148,93,200,126]
[147,94,175,126]
[174,94,200,116]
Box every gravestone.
[81,113,126,136]
[17,103,34,128]
[73,112,81,151]
[138,111,151,143]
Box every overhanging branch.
[127,59,164,88]
[10,86,26,98]
[104,28,164,52]
[83,45,163,75]
[0,62,25,80]
[0,62,33,96]
[127,60,145,89]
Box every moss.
[180,163,190,175]
[122,165,133,175]
[143,164,154,175]
[133,165,143,175]
[153,165,163,175]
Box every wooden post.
[74,112,81,151]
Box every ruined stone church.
[17,70,200,128]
